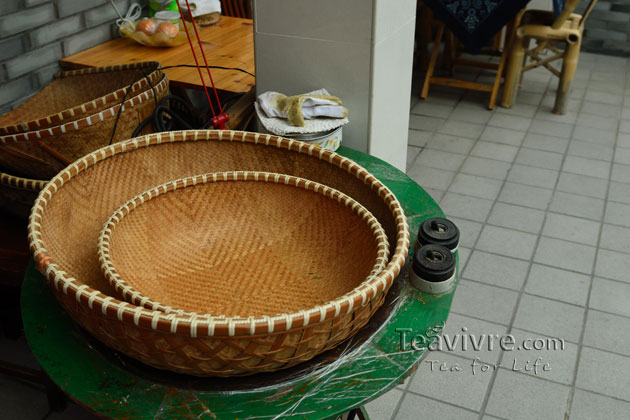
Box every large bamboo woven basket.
[0,171,47,218]
[98,171,390,318]
[28,130,409,376]
[0,73,169,179]
[0,62,162,135]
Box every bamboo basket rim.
[97,170,391,320]
[0,62,162,136]
[28,130,409,338]
[0,171,48,191]
[0,73,169,144]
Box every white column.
[253,0,416,171]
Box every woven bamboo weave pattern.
[0,73,169,179]
[29,130,409,376]
[98,171,390,318]
[0,62,162,135]
[0,171,47,218]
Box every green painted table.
[21,146,458,420]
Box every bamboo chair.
[501,0,598,114]
[420,9,520,110]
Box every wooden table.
[21,147,458,420]
[60,16,255,94]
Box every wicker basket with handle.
[28,130,409,376]
[0,73,169,179]
[97,171,391,318]
[0,171,47,219]
[0,62,162,135]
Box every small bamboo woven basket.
[29,130,409,376]
[0,171,47,218]
[0,62,162,135]
[0,73,169,179]
[98,171,390,318]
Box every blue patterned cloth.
[423,0,532,53]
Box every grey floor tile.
[438,119,485,139]
[364,388,403,420]
[556,172,608,199]
[515,91,544,106]
[608,181,630,205]
[407,163,456,191]
[522,133,569,154]
[410,101,454,118]
[604,201,630,227]
[515,148,564,170]
[408,129,433,147]
[499,328,578,385]
[416,149,466,171]
[549,192,604,221]
[583,309,630,358]
[488,202,545,234]
[525,264,591,307]
[581,101,621,119]
[451,279,519,325]
[562,155,611,180]
[480,126,526,147]
[409,114,444,131]
[0,375,49,420]
[485,368,570,420]
[507,164,558,189]
[460,156,511,181]
[590,277,630,318]
[458,246,472,268]
[463,250,529,291]
[611,163,630,183]
[570,389,630,420]
[542,213,601,246]
[497,103,538,118]
[568,139,614,161]
[395,392,478,420]
[499,182,553,210]
[447,217,482,249]
[409,352,493,411]
[576,347,630,401]
[488,113,532,132]
[600,224,630,253]
[426,133,475,155]
[471,141,519,163]
[529,119,574,138]
[448,173,503,201]
[576,113,620,133]
[614,147,630,166]
[584,89,624,106]
[441,313,507,364]
[425,188,445,203]
[406,146,421,171]
[535,108,578,124]
[619,119,630,134]
[618,132,630,149]
[514,293,585,343]
[572,126,617,147]
[450,103,493,124]
[476,225,538,260]
[534,236,596,274]
[440,192,494,222]
[595,248,630,283]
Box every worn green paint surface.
[21,147,457,420]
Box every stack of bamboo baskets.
[28,130,411,377]
[0,61,168,218]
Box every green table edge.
[21,146,458,420]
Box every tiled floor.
[364,51,630,419]
[2,51,630,420]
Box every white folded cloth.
[258,89,348,127]
[181,0,221,17]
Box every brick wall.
[578,1,630,56]
[0,0,135,113]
